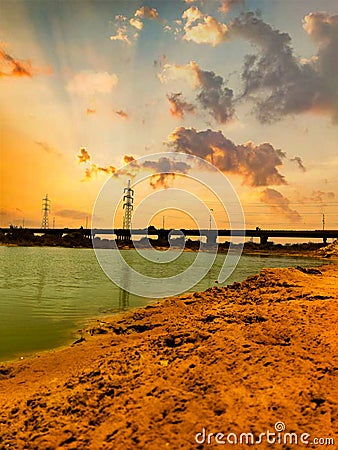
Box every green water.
[0,247,324,362]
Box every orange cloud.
[167,93,195,118]
[56,209,90,220]
[77,148,91,163]
[130,18,143,30]
[219,0,245,15]
[260,189,301,223]
[150,173,176,189]
[115,110,129,119]
[158,61,200,87]
[123,155,136,164]
[182,7,229,46]
[182,6,203,26]
[0,44,51,78]
[169,127,287,187]
[110,26,134,45]
[135,6,159,21]
[83,164,116,181]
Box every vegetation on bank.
[0,226,92,248]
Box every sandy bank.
[0,264,337,449]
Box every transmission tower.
[41,194,51,229]
[122,180,134,230]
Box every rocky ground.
[0,264,337,449]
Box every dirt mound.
[317,239,338,258]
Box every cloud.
[153,54,167,69]
[260,189,302,223]
[135,6,159,21]
[86,108,96,115]
[77,148,134,181]
[130,18,143,30]
[300,190,335,206]
[142,157,190,174]
[196,68,234,123]
[303,11,338,45]
[231,11,338,123]
[158,61,200,87]
[219,0,245,15]
[55,209,90,220]
[77,148,190,188]
[110,6,163,45]
[77,148,91,163]
[150,173,176,189]
[168,127,286,187]
[182,6,203,27]
[303,12,338,119]
[160,61,235,124]
[115,110,129,119]
[290,156,306,172]
[84,164,116,181]
[110,26,135,44]
[143,157,191,189]
[35,141,62,157]
[0,207,23,225]
[167,93,195,118]
[123,155,136,164]
[182,6,229,46]
[67,71,118,95]
[0,44,51,78]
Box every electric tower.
[41,194,51,229]
[122,180,134,230]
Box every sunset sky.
[1,0,337,232]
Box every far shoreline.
[0,240,334,259]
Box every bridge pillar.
[116,230,131,242]
[157,229,170,246]
[323,236,327,245]
[260,235,268,245]
[205,230,217,245]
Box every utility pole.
[322,213,325,231]
[86,216,88,229]
[209,208,214,230]
[53,217,55,229]
[162,216,165,229]
[41,194,51,229]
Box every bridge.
[1,227,338,244]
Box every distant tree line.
[0,226,92,248]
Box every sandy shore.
[0,264,337,449]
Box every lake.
[0,246,325,362]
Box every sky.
[1,0,338,232]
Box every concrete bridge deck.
[1,227,338,244]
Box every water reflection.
[35,269,46,303]
[118,265,130,311]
